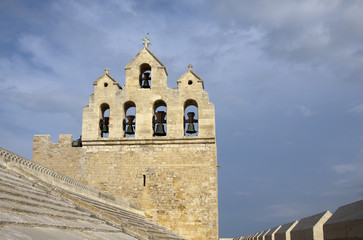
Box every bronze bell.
[101,124,109,133]
[154,111,166,136]
[125,125,134,135]
[154,123,166,136]
[186,123,196,134]
[185,112,198,134]
[125,115,135,135]
[141,72,150,88]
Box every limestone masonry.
[33,44,218,240]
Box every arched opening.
[153,100,167,137]
[123,101,136,137]
[184,100,198,136]
[139,63,151,89]
[99,103,110,138]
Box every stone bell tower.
[33,38,218,240]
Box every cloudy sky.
[1,0,363,237]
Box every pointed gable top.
[125,47,168,76]
[177,64,205,89]
[93,68,122,89]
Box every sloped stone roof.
[0,147,187,240]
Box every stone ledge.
[81,137,216,146]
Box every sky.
[1,0,363,237]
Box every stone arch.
[153,100,167,137]
[139,63,151,88]
[123,101,136,137]
[100,103,110,138]
[184,99,198,136]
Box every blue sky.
[1,0,363,237]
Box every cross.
[105,67,109,74]
[188,64,193,70]
[143,33,151,48]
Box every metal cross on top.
[142,33,151,48]
[105,67,109,74]
[188,64,193,70]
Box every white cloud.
[332,164,356,174]
[347,103,363,114]
[296,105,314,117]
[235,191,251,196]
[264,203,307,220]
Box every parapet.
[275,221,298,240]
[324,199,363,240]
[291,211,332,240]
[265,225,281,240]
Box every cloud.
[210,0,363,82]
[347,103,363,114]
[333,164,356,174]
[296,105,314,117]
[235,191,251,197]
[264,203,307,220]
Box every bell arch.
[99,103,110,138]
[184,99,198,136]
[153,100,167,137]
[123,101,136,137]
[139,63,151,89]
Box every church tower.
[33,38,218,240]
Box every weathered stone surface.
[275,221,298,240]
[32,46,218,240]
[290,211,332,240]
[254,231,264,240]
[265,226,281,240]
[258,229,271,240]
[0,147,187,240]
[324,199,363,240]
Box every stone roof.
[0,147,187,240]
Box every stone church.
[1,37,362,240]
[31,37,219,240]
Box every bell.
[186,123,196,134]
[154,124,166,136]
[141,72,151,88]
[125,125,134,135]
[142,79,150,88]
[101,124,109,133]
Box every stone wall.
[33,136,218,240]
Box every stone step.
[0,185,75,209]
[0,200,99,223]
[0,173,54,196]
[0,209,120,232]
[65,193,185,239]
[0,178,66,203]
[0,168,37,187]
[0,226,137,240]
[65,192,147,221]
[0,193,91,218]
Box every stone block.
[290,211,332,240]
[275,221,298,240]
[324,199,363,240]
[258,229,271,240]
[254,231,264,240]
[265,225,281,240]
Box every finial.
[105,67,109,74]
[188,64,193,70]
[142,33,151,48]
